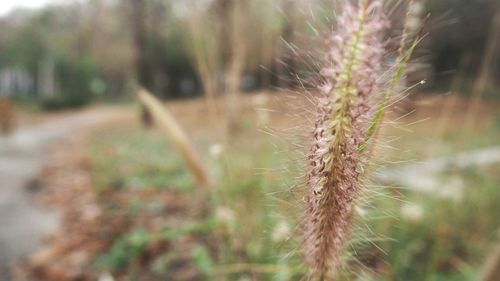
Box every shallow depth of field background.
[0,0,499,281]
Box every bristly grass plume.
[303,0,420,279]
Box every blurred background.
[0,0,499,281]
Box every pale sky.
[0,0,60,16]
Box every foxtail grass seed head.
[303,0,391,279]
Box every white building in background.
[0,67,34,97]
[0,58,57,98]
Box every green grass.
[88,111,500,280]
[90,127,196,193]
[369,164,500,281]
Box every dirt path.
[0,107,124,281]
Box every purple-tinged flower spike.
[303,0,388,279]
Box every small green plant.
[97,229,151,270]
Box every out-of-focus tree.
[180,0,305,132]
[178,0,221,123]
[224,0,251,132]
[251,0,283,88]
[79,0,135,98]
[129,0,153,126]
[179,0,255,133]
[277,0,297,88]
[424,0,500,92]
[463,8,500,128]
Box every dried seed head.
[304,0,388,279]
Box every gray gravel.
[0,109,118,281]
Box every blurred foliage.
[0,0,498,109]
[41,56,100,110]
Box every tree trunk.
[225,0,247,133]
[463,10,500,129]
[130,0,153,126]
[278,0,297,89]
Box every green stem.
[360,36,423,153]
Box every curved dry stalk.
[138,88,212,190]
